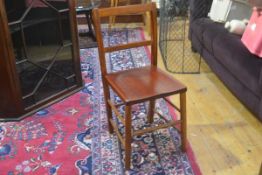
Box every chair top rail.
[95,3,155,17]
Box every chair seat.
[106,65,187,104]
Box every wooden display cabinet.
[0,0,83,121]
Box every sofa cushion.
[212,33,262,97]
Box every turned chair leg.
[147,99,155,123]
[125,105,132,170]
[180,92,187,152]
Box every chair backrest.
[92,2,158,76]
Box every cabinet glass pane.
[5,0,77,108]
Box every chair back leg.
[125,105,132,169]
[104,82,114,134]
[147,99,155,123]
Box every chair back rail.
[92,2,158,76]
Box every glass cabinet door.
[4,0,79,108]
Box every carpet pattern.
[0,28,201,175]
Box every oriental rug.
[0,28,201,175]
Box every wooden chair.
[92,3,187,170]
[108,0,130,28]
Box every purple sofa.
[189,0,262,121]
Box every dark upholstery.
[202,22,226,54]
[189,0,213,40]
[213,33,262,97]
[189,0,262,121]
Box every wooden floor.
[158,48,262,175]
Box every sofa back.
[189,0,213,22]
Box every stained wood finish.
[125,105,132,170]
[133,120,181,136]
[0,0,83,120]
[69,0,83,86]
[164,97,181,112]
[180,91,187,152]
[105,66,186,104]
[108,100,125,124]
[92,3,187,170]
[110,118,125,146]
[104,40,152,52]
[98,3,153,17]
[77,0,143,25]
[109,0,131,27]
[0,0,23,117]
[147,99,155,123]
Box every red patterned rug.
[0,28,201,175]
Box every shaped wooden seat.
[92,2,187,170]
[106,66,186,104]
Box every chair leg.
[180,92,187,152]
[104,84,114,134]
[147,99,155,123]
[125,105,132,170]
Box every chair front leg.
[180,91,187,152]
[125,105,132,170]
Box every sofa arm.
[189,0,213,22]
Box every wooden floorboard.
[158,50,262,175]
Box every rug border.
[139,28,202,175]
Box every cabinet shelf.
[9,17,58,33]
[9,12,70,34]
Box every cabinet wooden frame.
[0,0,83,121]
